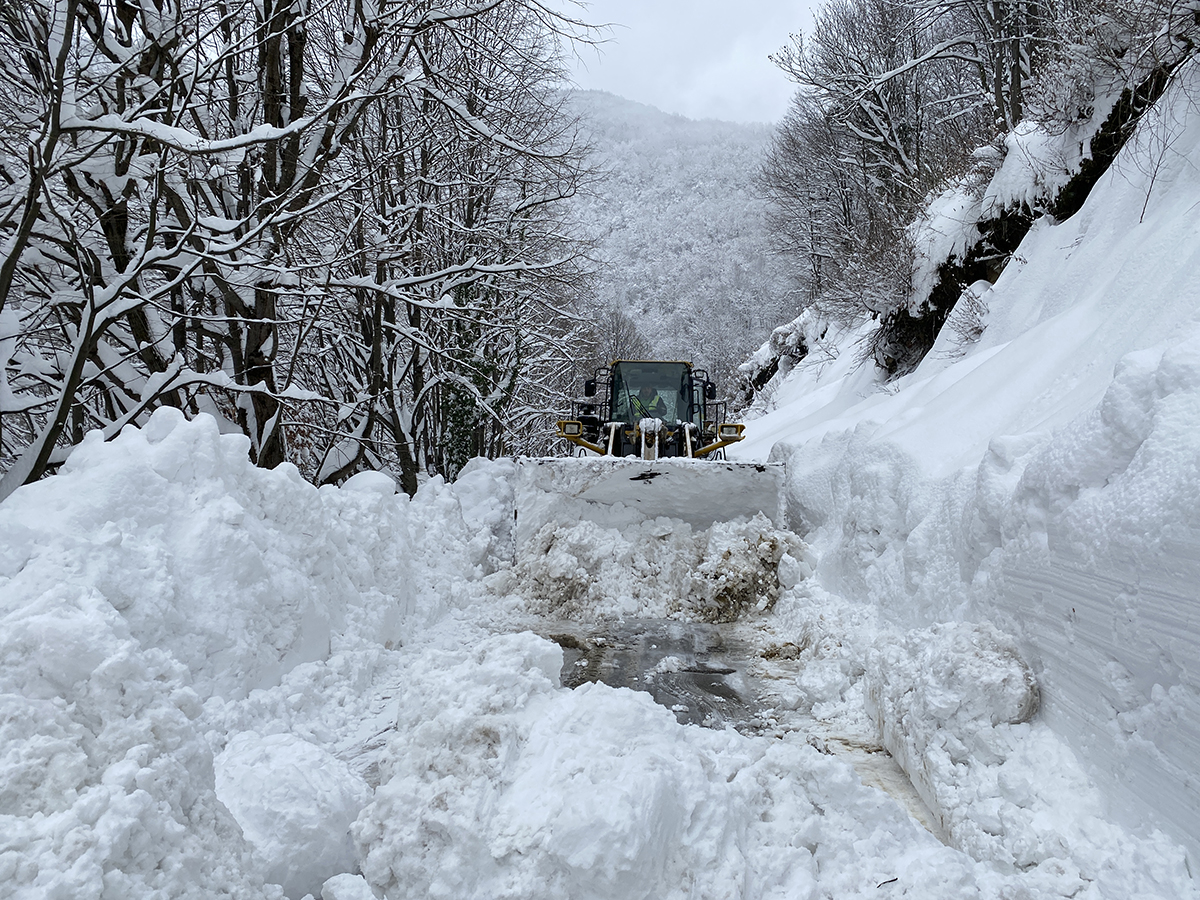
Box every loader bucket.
[512,457,784,543]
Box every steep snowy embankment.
[734,62,1200,863]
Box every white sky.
[562,0,819,124]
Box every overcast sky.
[562,1,819,124]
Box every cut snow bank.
[500,513,807,622]
[734,60,1200,864]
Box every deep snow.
[5,52,1200,900]
[1,409,1195,899]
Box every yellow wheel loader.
[555,360,745,460]
[526,360,780,528]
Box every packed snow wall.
[735,62,1200,863]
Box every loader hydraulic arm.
[692,423,745,458]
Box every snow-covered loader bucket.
[513,456,784,535]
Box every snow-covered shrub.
[739,308,831,396]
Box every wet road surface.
[547,619,759,728]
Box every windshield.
[611,362,695,425]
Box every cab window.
[611,362,693,425]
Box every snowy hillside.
[6,41,1200,900]
[734,58,1200,864]
[568,91,794,385]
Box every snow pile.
[352,627,1016,900]
[690,519,809,622]
[865,624,1041,843]
[0,410,515,899]
[0,587,270,899]
[1004,332,1200,570]
[504,513,806,622]
[0,409,419,700]
[3,392,1199,896]
[321,874,376,900]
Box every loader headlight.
[558,420,583,436]
[717,423,744,439]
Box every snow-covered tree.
[0,0,594,497]
[757,0,1200,381]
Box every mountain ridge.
[566,89,793,389]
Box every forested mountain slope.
[567,91,793,387]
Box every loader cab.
[559,359,745,459]
[610,361,698,427]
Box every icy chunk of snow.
[320,873,375,900]
[215,732,371,900]
[652,655,684,674]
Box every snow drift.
[1,406,1196,897]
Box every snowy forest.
[564,91,793,389]
[0,0,597,498]
[5,0,1200,898]
[4,0,1195,492]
